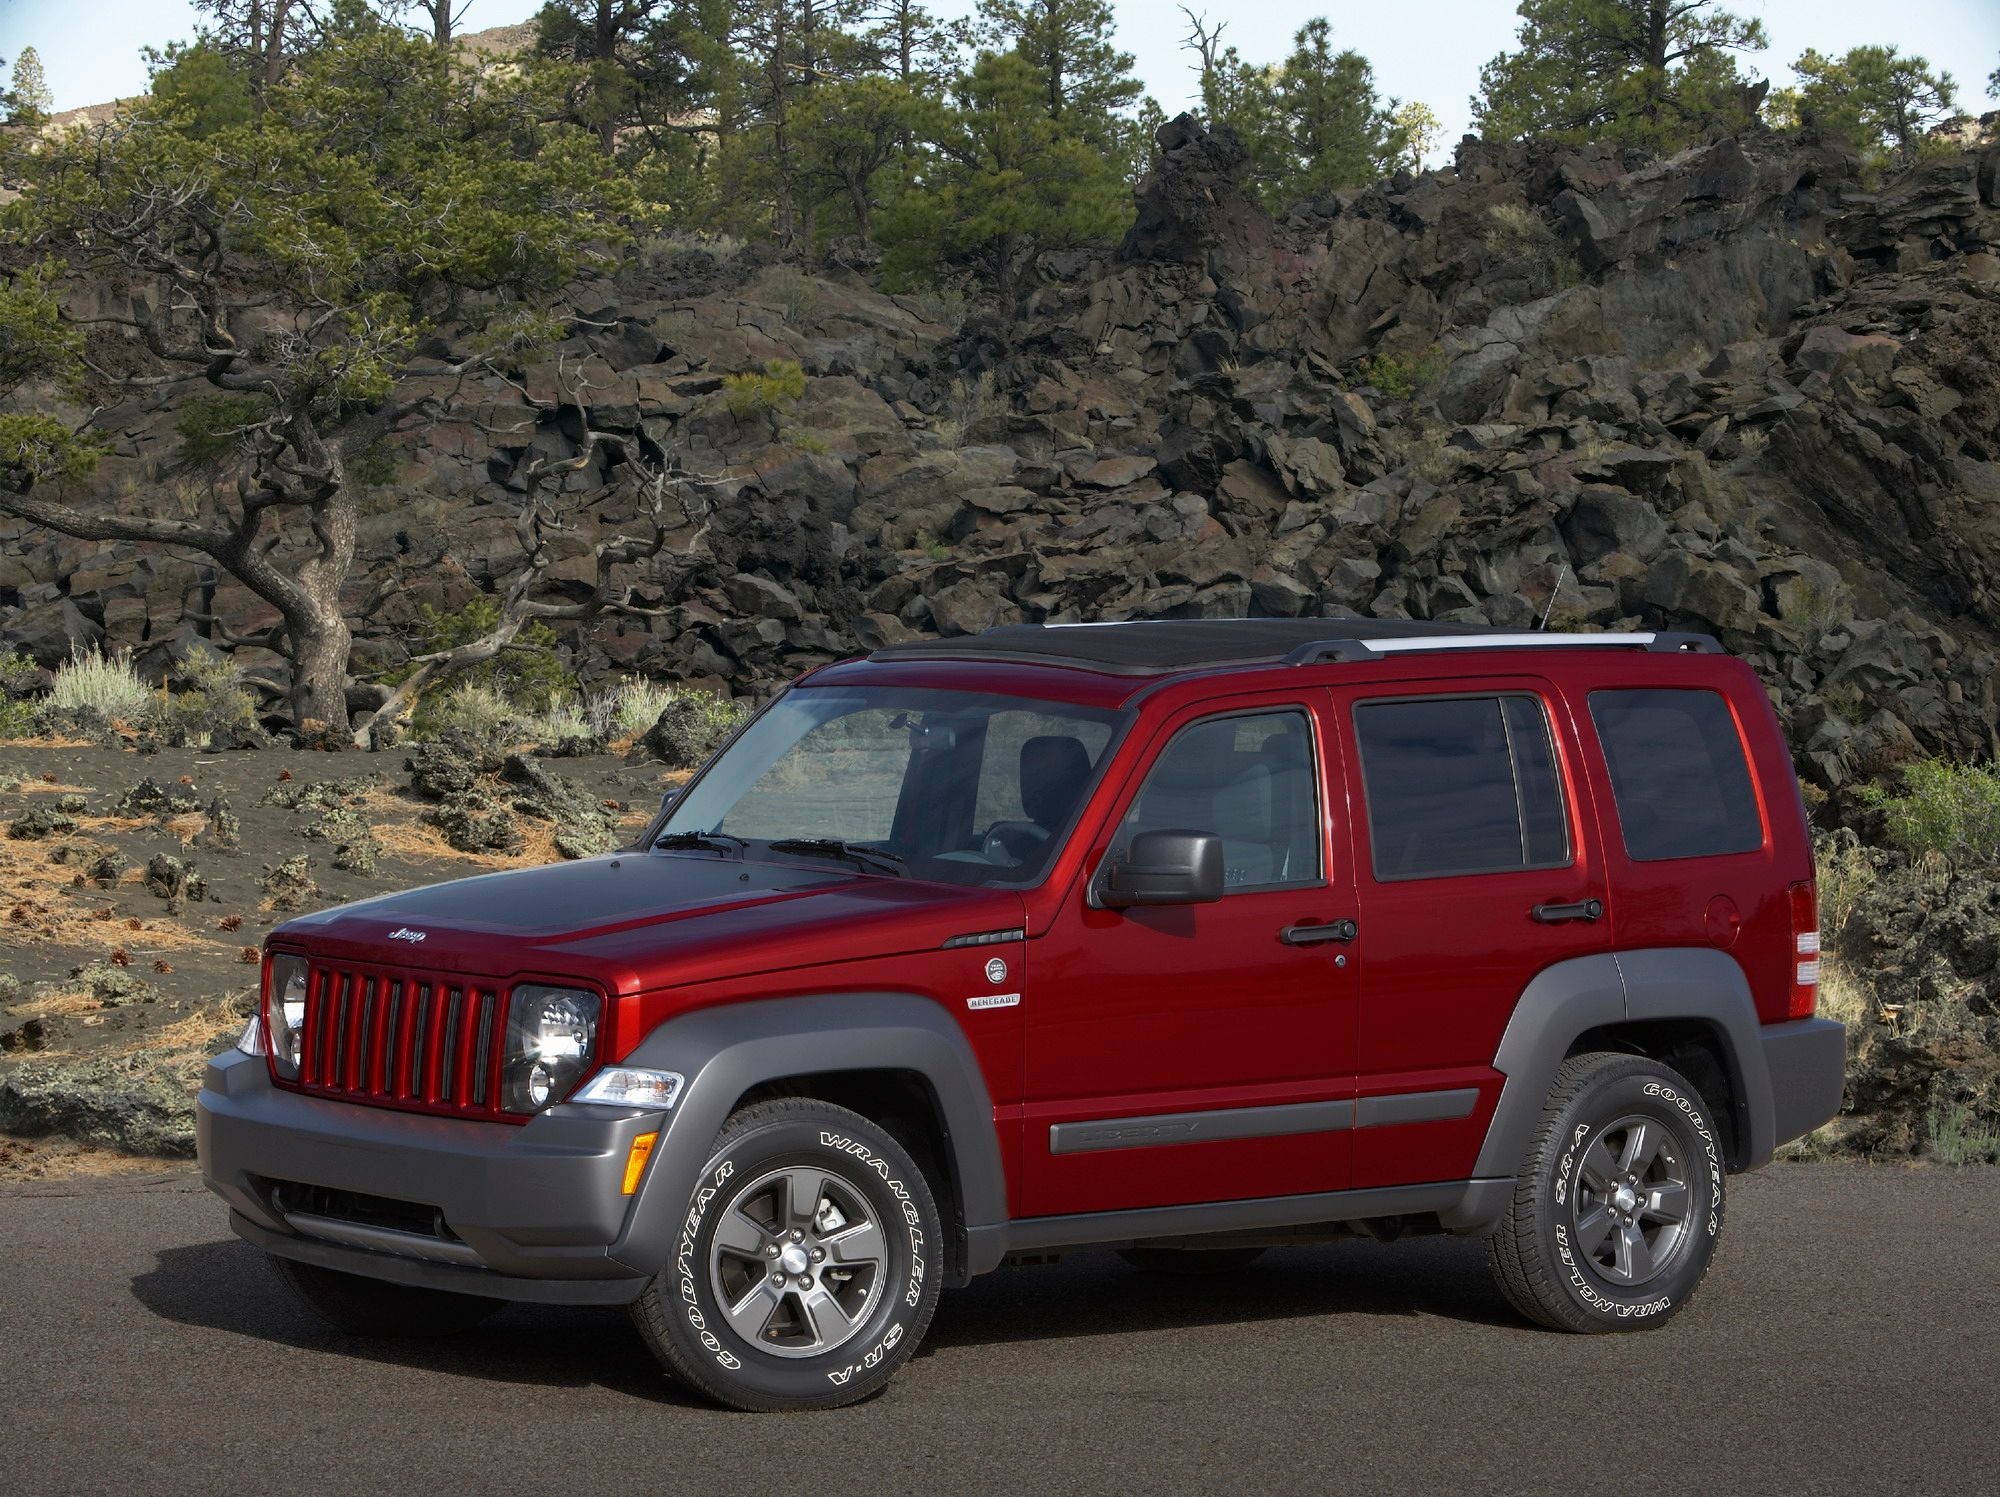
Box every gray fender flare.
[1460,947,1777,1212]
[606,993,1006,1285]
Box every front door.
[1020,694,1359,1217]
[1331,677,1613,1189]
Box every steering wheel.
[981,821,1050,866]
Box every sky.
[5,0,1998,150]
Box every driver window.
[1114,711,1322,892]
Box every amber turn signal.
[622,1132,659,1195]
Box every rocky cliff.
[5,118,2000,803]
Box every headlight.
[572,1067,684,1110]
[502,986,601,1114]
[265,953,308,1080]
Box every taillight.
[1788,881,1819,1020]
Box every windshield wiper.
[654,830,747,856]
[766,838,906,876]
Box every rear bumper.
[1760,1017,1847,1151]
[197,1049,663,1303]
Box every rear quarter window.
[1589,688,1764,861]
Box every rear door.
[1331,675,1612,1189]
[1019,692,1359,1217]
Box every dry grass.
[0,1135,193,1183]
[13,779,90,795]
[162,812,209,845]
[0,736,93,750]
[0,837,211,953]
[1816,964,1871,1028]
[5,989,104,1021]
[369,810,565,871]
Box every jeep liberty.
[198,618,1847,1410]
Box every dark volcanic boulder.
[1121,114,1274,269]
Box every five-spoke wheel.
[1569,1114,1694,1286]
[709,1166,886,1357]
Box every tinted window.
[1354,695,1570,880]
[1115,712,1322,891]
[1590,689,1763,861]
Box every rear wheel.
[630,1098,944,1412]
[1117,1245,1267,1275]
[1487,1051,1725,1333]
[271,1257,504,1337]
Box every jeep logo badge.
[388,927,427,943]
[984,956,1007,984]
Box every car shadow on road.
[130,1232,1519,1400]
[925,1235,1520,1350]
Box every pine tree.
[880,49,1128,303]
[796,74,932,241]
[1473,0,1768,151]
[8,46,53,117]
[1275,20,1405,200]
[1,19,638,734]
[1180,17,1401,211]
[977,0,1140,146]
[1777,46,1957,170]
[535,1,722,158]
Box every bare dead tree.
[350,357,724,748]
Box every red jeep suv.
[198,619,1846,1410]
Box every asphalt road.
[4,1163,1997,1496]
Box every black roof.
[866,619,1720,676]
[864,616,1720,676]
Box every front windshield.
[656,687,1125,887]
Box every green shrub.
[722,359,808,418]
[400,598,575,713]
[1924,1098,2000,1167]
[0,650,41,698]
[1482,202,1556,259]
[47,645,153,723]
[1859,761,2000,868]
[0,697,36,739]
[1356,346,1447,402]
[176,393,271,466]
[609,676,680,739]
[414,682,521,745]
[757,265,822,323]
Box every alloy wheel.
[1570,1114,1694,1287]
[707,1165,886,1358]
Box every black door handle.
[1532,899,1603,924]
[1281,920,1358,946]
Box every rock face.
[5,123,2000,810]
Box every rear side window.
[1589,689,1764,861]
[1353,695,1570,880]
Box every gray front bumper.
[1761,1017,1848,1151]
[197,1049,666,1303]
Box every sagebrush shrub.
[1860,760,2000,868]
[47,644,153,722]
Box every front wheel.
[1487,1051,1726,1333]
[630,1098,944,1412]
[271,1256,504,1337]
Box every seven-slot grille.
[294,960,510,1118]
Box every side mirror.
[1097,830,1225,908]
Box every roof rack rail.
[1282,630,1722,666]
